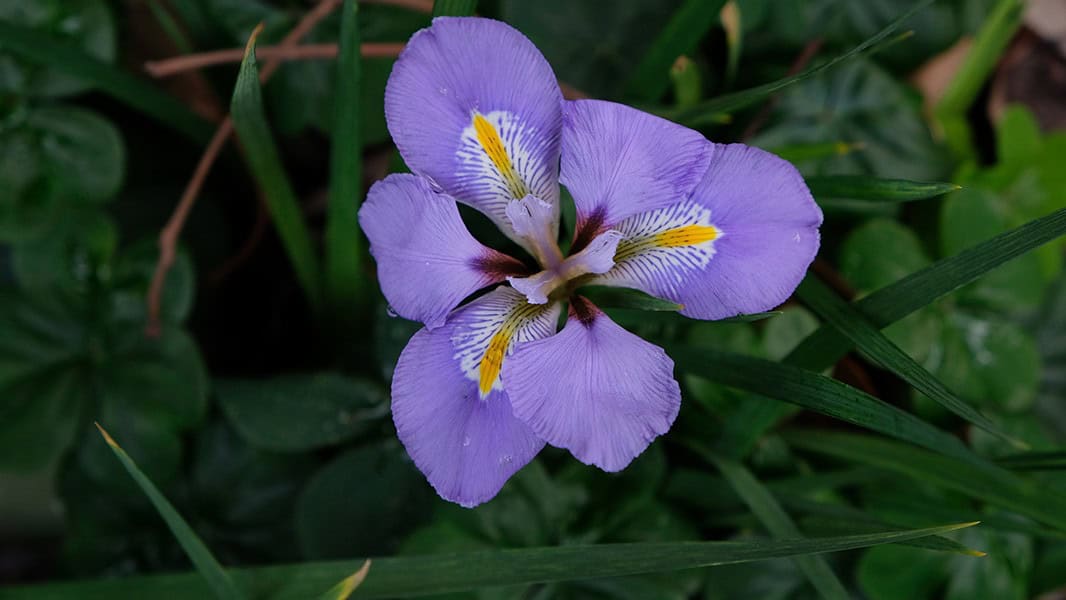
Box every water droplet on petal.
[499,454,513,465]
[386,305,398,318]
[462,436,471,447]
[439,87,449,95]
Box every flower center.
[508,230,622,304]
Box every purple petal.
[593,143,822,320]
[561,100,711,249]
[503,298,681,472]
[391,287,560,507]
[359,174,524,329]
[385,17,563,247]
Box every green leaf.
[717,311,782,323]
[3,524,979,599]
[670,0,931,122]
[94,425,246,600]
[795,276,1015,445]
[0,0,115,98]
[317,561,371,600]
[705,452,850,600]
[230,29,322,310]
[944,528,1030,600]
[25,105,125,201]
[750,58,950,181]
[625,0,726,101]
[216,374,387,453]
[324,0,368,318]
[806,175,959,203]
[296,444,432,559]
[668,344,977,463]
[786,431,1066,532]
[0,21,212,144]
[579,286,682,312]
[432,0,477,17]
[857,545,949,600]
[761,306,818,361]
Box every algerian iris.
[358,17,822,507]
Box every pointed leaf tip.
[94,422,119,449]
[243,22,265,61]
[321,560,372,600]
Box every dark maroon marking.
[569,206,607,255]
[569,295,600,328]
[470,252,531,279]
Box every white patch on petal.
[594,200,722,298]
[456,110,558,231]
[451,287,560,397]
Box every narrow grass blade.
[715,311,781,323]
[670,0,931,123]
[0,22,212,144]
[704,451,850,600]
[580,286,682,312]
[668,345,977,464]
[771,141,866,162]
[3,524,978,599]
[432,0,477,17]
[318,560,371,600]
[795,276,1019,446]
[719,207,1066,455]
[997,451,1066,471]
[94,424,245,600]
[787,431,1066,532]
[230,26,323,310]
[625,0,726,101]
[325,0,368,315]
[934,0,1024,156]
[805,176,960,203]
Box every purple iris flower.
[358,17,822,507]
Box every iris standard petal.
[391,286,560,507]
[592,143,822,320]
[560,99,711,251]
[359,174,525,329]
[504,297,681,472]
[385,17,563,248]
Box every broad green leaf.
[786,431,1066,532]
[2,524,978,599]
[94,425,246,600]
[579,286,682,312]
[796,276,1013,444]
[432,0,477,16]
[668,345,978,463]
[670,0,932,122]
[216,374,387,453]
[625,0,726,101]
[296,444,432,559]
[751,58,950,181]
[0,21,212,143]
[0,0,115,97]
[25,105,125,201]
[944,528,1030,600]
[325,0,368,320]
[230,28,322,310]
[706,453,849,600]
[857,545,949,600]
[806,175,958,203]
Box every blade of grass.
[3,524,978,600]
[580,286,682,312]
[317,561,371,600]
[719,207,1066,456]
[934,0,1024,157]
[704,451,850,600]
[795,276,1019,446]
[625,0,726,101]
[996,451,1066,471]
[669,0,930,123]
[325,0,367,316]
[94,425,244,600]
[432,0,477,17]
[805,176,960,203]
[0,21,213,144]
[230,26,323,310]
[787,431,1066,533]
[668,344,978,464]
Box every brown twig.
[145,42,405,78]
[361,0,432,12]
[145,0,343,336]
[742,38,824,141]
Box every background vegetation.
[2,0,1065,598]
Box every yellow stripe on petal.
[654,224,719,247]
[473,112,529,199]
[478,328,510,396]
